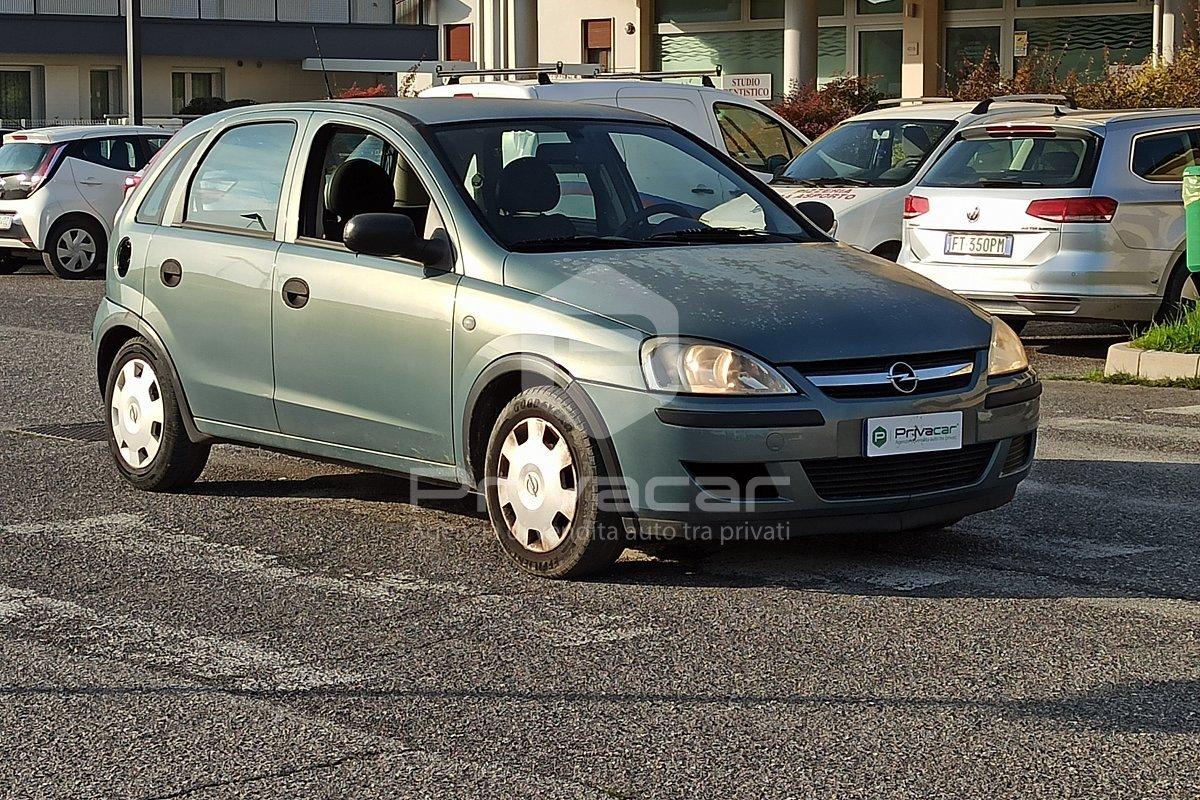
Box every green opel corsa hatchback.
[93,99,1041,578]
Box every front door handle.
[282,277,309,309]
[79,178,104,186]
[692,185,715,195]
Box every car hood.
[503,242,993,364]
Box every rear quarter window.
[1132,128,1200,182]
[136,135,203,225]
[922,133,1100,189]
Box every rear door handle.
[160,259,182,287]
[282,277,310,309]
[692,185,715,195]
[79,178,104,186]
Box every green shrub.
[1132,307,1200,354]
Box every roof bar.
[591,67,723,87]
[971,94,1076,115]
[858,96,957,114]
[434,61,602,84]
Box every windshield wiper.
[803,176,871,187]
[976,177,1045,187]
[509,234,658,251]
[645,227,799,243]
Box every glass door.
[0,70,32,123]
[858,29,902,97]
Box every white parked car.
[899,109,1200,328]
[419,77,808,184]
[0,125,169,278]
[771,96,1072,259]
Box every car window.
[0,142,50,175]
[136,135,203,226]
[1133,129,1200,182]
[430,119,813,251]
[921,133,1100,189]
[185,122,296,234]
[714,103,800,172]
[779,119,954,187]
[298,124,439,245]
[143,135,171,162]
[75,136,140,171]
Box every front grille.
[796,349,979,400]
[803,442,996,501]
[1001,433,1035,474]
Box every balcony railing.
[0,0,426,23]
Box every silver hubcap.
[496,417,578,553]
[110,358,165,469]
[56,229,97,273]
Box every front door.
[271,120,458,464]
[141,116,305,431]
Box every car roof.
[421,78,742,100]
[1,124,166,144]
[955,107,1200,137]
[216,97,667,127]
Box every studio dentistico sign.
[715,74,773,100]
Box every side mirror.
[766,154,790,178]
[343,213,450,268]
[795,200,838,238]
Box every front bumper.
[579,370,1040,540]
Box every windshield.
[0,142,49,176]
[428,120,815,251]
[777,119,954,187]
[921,133,1100,188]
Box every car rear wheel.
[1157,261,1199,322]
[484,386,624,579]
[105,337,210,491]
[43,217,106,279]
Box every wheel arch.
[461,354,623,491]
[95,314,211,444]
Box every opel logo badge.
[525,473,540,497]
[966,207,980,222]
[888,362,919,394]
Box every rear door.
[712,101,806,179]
[70,134,141,225]
[1120,125,1199,252]
[141,114,307,431]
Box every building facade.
[0,0,438,126]
[427,0,1196,99]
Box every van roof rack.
[589,67,724,88]
[857,96,957,114]
[970,94,1076,115]
[432,61,603,85]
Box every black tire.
[42,216,106,279]
[483,386,624,579]
[0,253,23,275]
[104,337,209,491]
[1156,261,1199,323]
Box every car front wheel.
[105,337,210,490]
[43,217,106,278]
[483,386,624,579]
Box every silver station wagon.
[93,99,1041,578]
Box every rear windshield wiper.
[976,177,1045,188]
[646,227,801,243]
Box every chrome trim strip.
[808,362,974,388]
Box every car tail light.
[903,195,929,219]
[14,142,67,199]
[124,170,144,195]
[1026,197,1117,223]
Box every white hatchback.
[0,125,169,278]
[899,109,1200,327]
[771,96,1073,259]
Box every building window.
[1015,15,1151,80]
[0,69,33,123]
[445,23,472,62]
[753,0,846,17]
[89,69,121,122]
[583,19,614,70]
[818,27,848,86]
[858,0,903,13]
[945,26,1000,92]
[656,0,740,24]
[859,29,903,97]
[658,30,785,97]
[172,70,223,114]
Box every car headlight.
[640,337,795,395]
[988,318,1028,377]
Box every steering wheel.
[613,202,696,238]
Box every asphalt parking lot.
[1,266,1198,799]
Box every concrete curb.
[1105,343,1200,380]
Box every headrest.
[900,125,932,156]
[326,158,395,220]
[497,157,561,214]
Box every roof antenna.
[311,25,334,100]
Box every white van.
[419,77,809,185]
